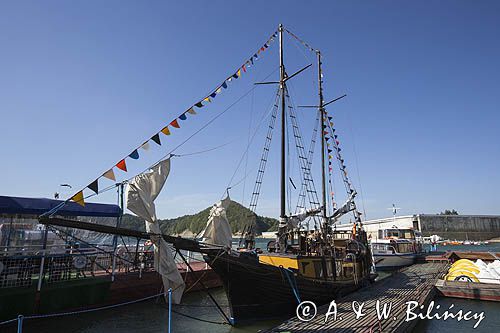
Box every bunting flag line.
[103,169,116,181]
[129,150,139,160]
[116,159,127,172]
[161,127,171,135]
[88,179,99,194]
[71,191,85,207]
[170,119,180,128]
[68,30,278,206]
[151,134,161,145]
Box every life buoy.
[73,256,87,269]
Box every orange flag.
[161,126,171,135]
[71,191,85,207]
[116,159,127,172]
[170,119,180,128]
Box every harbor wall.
[417,214,500,240]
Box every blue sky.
[1,1,499,220]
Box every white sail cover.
[200,195,232,248]
[126,158,185,303]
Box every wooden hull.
[205,252,372,324]
[435,279,500,302]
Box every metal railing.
[0,244,156,289]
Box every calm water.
[11,242,500,332]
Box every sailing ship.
[36,24,376,325]
[201,24,376,323]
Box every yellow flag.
[237,69,241,77]
[161,127,171,135]
[71,191,85,207]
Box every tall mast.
[279,24,286,221]
[317,51,328,235]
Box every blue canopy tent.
[0,195,121,217]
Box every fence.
[0,243,156,289]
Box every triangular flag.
[325,137,330,141]
[260,46,265,52]
[242,64,246,72]
[151,133,161,146]
[329,155,332,159]
[216,87,222,94]
[88,179,99,194]
[141,141,150,151]
[195,102,204,108]
[179,113,187,121]
[232,73,238,79]
[237,69,241,77]
[116,159,127,172]
[71,191,85,207]
[204,97,211,103]
[103,169,116,181]
[187,108,197,115]
[328,116,333,121]
[336,140,340,145]
[210,92,217,98]
[161,127,171,135]
[328,149,333,153]
[170,119,180,128]
[222,81,228,89]
[129,149,139,160]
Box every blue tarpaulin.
[0,195,121,217]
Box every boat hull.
[205,252,370,324]
[374,253,416,270]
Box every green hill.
[120,200,278,236]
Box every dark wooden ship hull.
[205,252,373,324]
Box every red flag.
[116,159,127,172]
[170,119,180,128]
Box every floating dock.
[263,261,447,332]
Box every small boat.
[370,228,418,270]
[371,239,416,270]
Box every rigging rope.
[46,67,280,215]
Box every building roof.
[0,195,121,218]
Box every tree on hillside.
[439,209,459,215]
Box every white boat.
[370,228,419,270]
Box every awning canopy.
[0,195,121,218]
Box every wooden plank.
[264,262,447,332]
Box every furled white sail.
[288,207,322,228]
[200,195,232,248]
[126,158,185,303]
